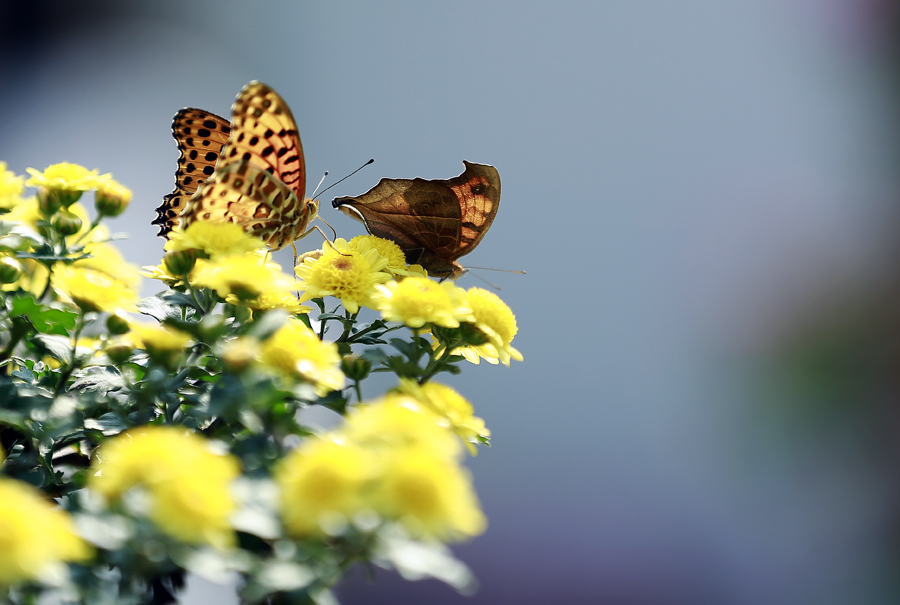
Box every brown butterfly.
[332,161,500,279]
[154,81,319,251]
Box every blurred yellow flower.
[0,477,92,586]
[90,426,239,548]
[259,318,344,396]
[455,288,523,366]
[0,162,24,210]
[191,253,297,304]
[165,221,266,259]
[275,437,370,537]
[75,242,142,290]
[295,239,391,313]
[344,393,461,460]
[25,162,106,192]
[50,264,138,313]
[129,322,193,368]
[397,380,489,454]
[372,277,473,329]
[373,446,486,541]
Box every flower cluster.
[0,162,521,604]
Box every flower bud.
[0,256,23,284]
[95,180,132,217]
[341,354,371,381]
[51,210,83,237]
[105,311,131,336]
[163,249,197,276]
[105,343,133,364]
[38,188,82,215]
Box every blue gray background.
[4,1,900,603]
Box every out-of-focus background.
[4,1,900,603]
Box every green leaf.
[11,295,77,335]
[83,412,131,436]
[31,334,73,363]
[138,294,185,322]
[70,366,125,393]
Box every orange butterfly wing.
[220,81,306,200]
[156,82,316,250]
[153,109,231,237]
[332,161,500,278]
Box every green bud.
[38,188,81,215]
[105,311,131,336]
[341,354,372,381]
[51,210,83,237]
[0,257,23,284]
[95,184,131,217]
[105,343,133,365]
[163,249,197,276]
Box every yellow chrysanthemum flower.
[259,317,345,395]
[0,477,93,586]
[129,322,193,368]
[191,253,298,304]
[219,336,262,372]
[251,289,312,314]
[344,393,461,460]
[275,437,370,537]
[347,235,424,278]
[50,264,138,313]
[3,195,41,228]
[372,446,486,541]
[454,288,523,366]
[295,239,391,313]
[25,162,106,193]
[75,242,142,290]
[90,427,239,548]
[372,276,473,329]
[0,162,25,210]
[397,380,489,455]
[139,260,182,288]
[165,222,266,259]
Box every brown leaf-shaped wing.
[332,161,500,277]
[153,108,231,237]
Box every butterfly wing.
[220,81,306,200]
[332,161,500,277]
[153,108,231,237]
[180,160,317,251]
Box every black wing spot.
[249,136,259,146]
[185,163,196,173]
[185,137,194,146]
[182,127,191,135]
[242,152,252,161]
[203,166,215,176]
[203,120,218,129]
[189,150,198,160]
[262,99,272,108]
[205,151,218,162]
[261,146,274,157]
[198,128,211,137]
[264,129,274,138]
[237,133,245,142]
[276,148,288,157]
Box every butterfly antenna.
[309,171,329,199]
[313,159,374,199]
[465,266,527,275]
[468,271,502,291]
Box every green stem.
[54,314,85,394]
[419,339,458,384]
[353,378,363,403]
[72,216,102,246]
[337,310,359,342]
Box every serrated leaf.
[11,295,77,335]
[137,295,182,321]
[83,412,130,435]
[32,334,73,362]
[70,366,125,393]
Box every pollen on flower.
[295,239,391,313]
